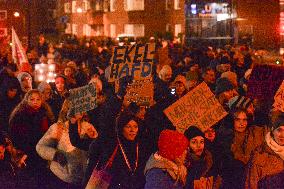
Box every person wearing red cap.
[144,129,188,189]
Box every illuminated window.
[64,3,71,13]
[65,23,71,34]
[83,0,91,12]
[94,0,104,11]
[110,24,116,37]
[175,24,181,36]
[0,10,7,20]
[83,24,92,36]
[174,0,181,10]
[93,25,104,36]
[124,0,144,11]
[72,24,78,35]
[110,0,116,12]
[166,24,171,32]
[72,1,77,13]
[166,0,170,10]
[124,24,144,37]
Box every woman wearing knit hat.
[83,111,151,189]
[144,129,188,189]
[215,77,238,107]
[184,126,220,189]
[216,108,268,189]
[245,113,284,189]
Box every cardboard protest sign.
[123,78,154,107]
[247,64,284,100]
[164,82,227,133]
[273,80,284,112]
[109,43,156,82]
[67,83,97,118]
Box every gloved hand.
[53,150,67,167]
[117,76,133,99]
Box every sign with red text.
[164,82,227,133]
[109,43,156,82]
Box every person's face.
[223,89,234,101]
[55,78,65,92]
[176,82,186,97]
[204,70,216,84]
[27,93,42,110]
[204,128,216,142]
[22,76,32,91]
[187,80,198,90]
[136,107,146,120]
[122,120,139,141]
[234,111,248,133]
[7,88,17,99]
[0,145,5,160]
[273,126,284,146]
[189,136,205,157]
[64,67,73,77]
[162,41,168,48]
[42,87,52,101]
[184,57,191,66]
[162,71,172,83]
[246,104,255,115]
[190,64,199,72]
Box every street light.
[13,12,20,17]
[77,8,83,13]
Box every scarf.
[144,153,187,186]
[265,132,284,160]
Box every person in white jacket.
[36,99,98,188]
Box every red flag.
[11,27,32,73]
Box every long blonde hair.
[9,89,42,125]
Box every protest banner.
[273,80,284,112]
[67,83,97,118]
[164,82,227,133]
[247,64,284,100]
[123,78,154,107]
[109,43,156,82]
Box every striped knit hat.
[227,96,253,110]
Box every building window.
[72,24,78,35]
[166,24,171,32]
[83,0,91,12]
[94,0,104,11]
[0,10,7,20]
[83,24,92,36]
[124,0,144,11]
[0,28,7,36]
[110,24,116,37]
[166,0,170,10]
[65,23,71,34]
[72,1,77,13]
[64,3,71,13]
[174,0,181,10]
[110,0,116,12]
[93,25,104,36]
[124,24,145,37]
[175,24,181,36]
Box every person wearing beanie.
[216,108,268,189]
[172,75,188,99]
[186,70,200,91]
[215,77,238,106]
[17,72,33,95]
[184,126,220,189]
[245,113,284,189]
[83,111,151,189]
[144,129,188,189]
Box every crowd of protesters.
[0,34,283,189]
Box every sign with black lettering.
[164,82,227,133]
[247,64,284,100]
[109,43,156,82]
[67,83,97,118]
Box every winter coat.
[185,149,221,189]
[216,126,267,189]
[49,90,65,121]
[245,143,284,189]
[9,105,49,169]
[144,153,184,189]
[83,136,151,189]
[36,121,97,184]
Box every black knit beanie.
[184,126,205,140]
[215,77,234,96]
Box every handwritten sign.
[123,78,154,107]
[273,80,284,112]
[247,64,284,100]
[164,82,227,133]
[109,43,156,82]
[67,83,97,118]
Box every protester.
[202,67,216,92]
[215,77,237,107]
[144,129,188,189]
[245,113,284,189]
[171,75,188,99]
[83,111,151,189]
[184,126,221,189]
[36,100,98,188]
[17,72,33,96]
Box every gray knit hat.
[227,96,253,110]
